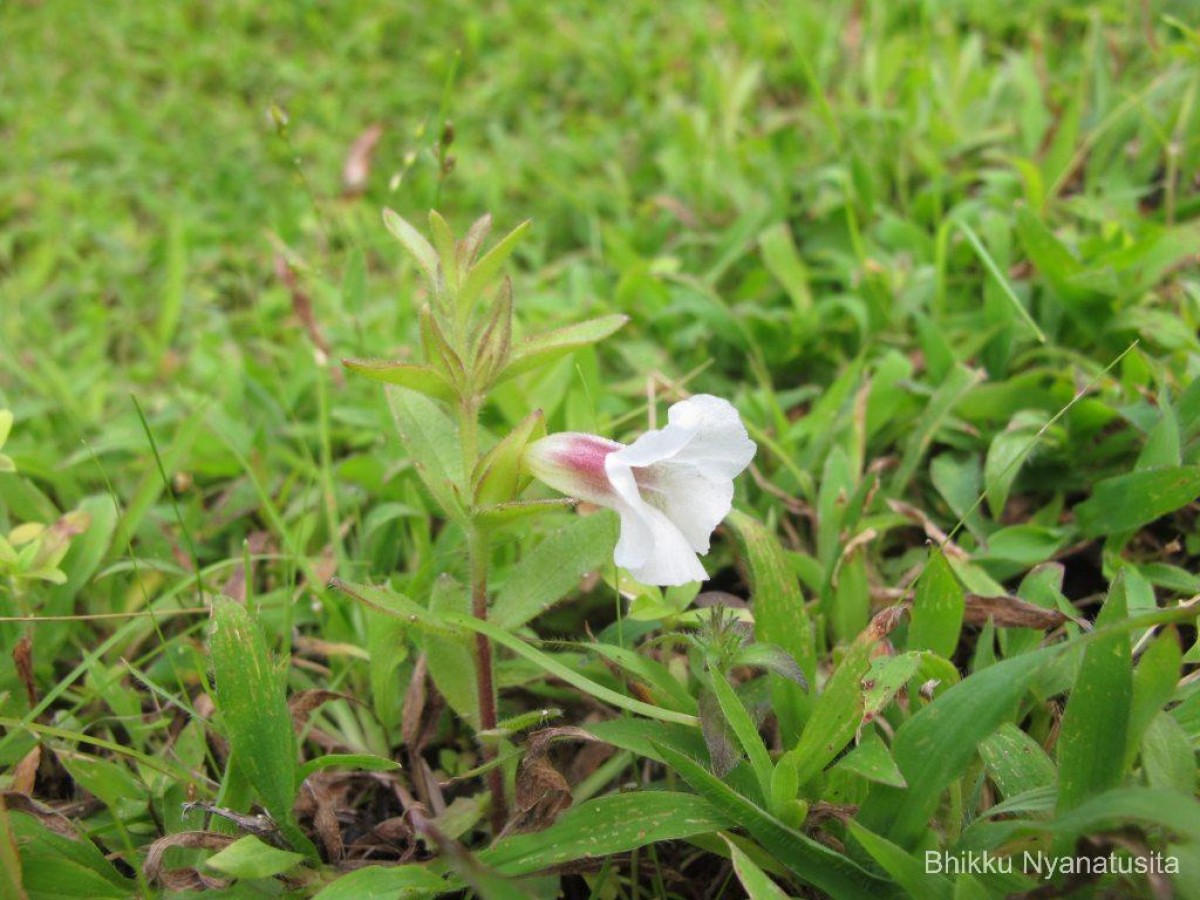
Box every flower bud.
[524,433,623,507]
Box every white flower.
[524,395,757,586]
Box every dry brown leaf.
[293,636,369,662]
[514,753,570,826]
[649,194,700,228]
[962,593,1072,630]
[886,499,970,560]
[346,815,414,860]
[355,815,412,846]
[342,124,384,197]
[841,527,878,560]
[565,740,615,784]
[301,778,345,863]
[401,654,429,752]
[289,689,352,734]
[0,792,77,838]
[866,605,908,641]
[412,757,446,817]
[505,727,600,836]
[313,545,338,588]
[807,801,858,826]
[11,747,40,796]
[12,635,35,709]
[193,693,215,719]
[157,868,229,892]
[144,831,236,889]
[220,531,270,602]
[274,255,340,381]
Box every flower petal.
[607,418,696,469]
[664,394,757,479]
[607,394,755,479]
[607,457,708,585]
[616,503,709,586]
[640,463,734,554]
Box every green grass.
[2,0,1200,897]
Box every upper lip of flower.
[525,394,756,586]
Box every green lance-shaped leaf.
[0,409,13,473]
[341,360,456,403]
[833,732,907,788]
[210,598,318,858]
[418,305,468,391]
[847,821,953,900]
[856,642,1058,849]
[984,409,1049,518]
[424,575,479,729]
[204,835,306,880]
[473,409,544,507]
[722,834,792,900]
[57,753,147,813]
[958,219,1046,344]
[383,208,440,287]
[312,864,446,899]
[479,792,728,876]
[861,652,923,723]
[495,315,629,382]
[891,363,982,493]
[978,723,1056,802]
[585,717,708,765]
[654,743,899,899]
[584,640,698,715]
[907,549,964,659]
[458,219,531,318]
[458,213,493,271]
[1056,572,1132,816]
[962,787,1200,852]
[334,575,697,725]
[726,511,814,736]
[6,811,134,898]
[729,642,808,688]
[428,209,460,294]
[1075,466,1200,537]
[758,221,812,314]
[1125,628,1183,771]
[295,753,402,784]
[329,578,465,641]
[473,277,514,390]
[1014,205,1088,304]
[387,385,466,521]
[491,511,616,630]
[782,609,899,788]
[709,667,774,802]
[448,610,698,727]
[1141,712,1195,793]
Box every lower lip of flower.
[631,467,666,502]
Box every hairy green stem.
[459,391,506,831]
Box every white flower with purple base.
[524,395,757,586]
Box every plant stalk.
[459,388,505,831]
[468,523,506,833]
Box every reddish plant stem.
[469,525,506,834]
